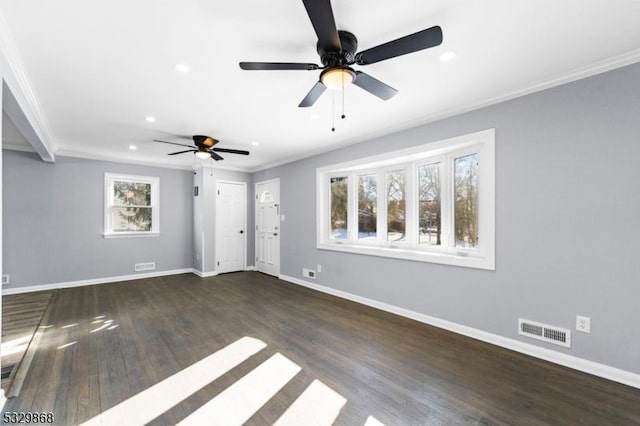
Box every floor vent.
[518,318,571,348]
[1,365,15,380]
[135,262,156,272]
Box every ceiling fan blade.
[353,71,398,100]
[239,62,320,71]
[212,148,250,155]
[168,149,196,156]
[298,81,326,108]
[210,152,224,161]
[355,26,443,65]
[153,139,194,148]
[301,0,341,51]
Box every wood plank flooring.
[1,290,55,392]
[1,272,639,425]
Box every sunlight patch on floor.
[178,353,301,426]
[1,335,32,356]
[57,341,77,350]
[79,336,266,426]
[274,379,347,426]
[365,415,386,426]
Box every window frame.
[104,173,160,238]
[316,129,495,270]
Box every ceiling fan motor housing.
[317,30,358,67]
[193,135,217,148]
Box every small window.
[358,174,377,241]
[104,173,159,237]
[386,170,406,242]
[330,176,348,240]
[454,154,478,248]
[418,162,441,246]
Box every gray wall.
[192,166,254,273]
[253,62,640,374]
[3,151,194,287]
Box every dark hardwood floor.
[1,290,55,394]
[2,272,639,425]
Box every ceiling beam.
[0,9,55,162]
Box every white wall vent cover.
[135,262,156,272]
[518,318,571,348]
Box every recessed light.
[251,141,260,147]
[440,51,456,62]
[174,63,190,73]
[145,116,156,123]
[129,145,137,151]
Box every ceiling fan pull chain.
[331,90,336,132]
[341,73,346,120]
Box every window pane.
[454,154,479,247]
[111,207,152,232]
[330,177,348,239]
[386,170,406,242]
[418,163,441,246]
[113,181,151,206]
[358,174,377,241]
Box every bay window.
[317,129,495,270]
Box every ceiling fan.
[239,0,443,107]
[152,135,249,161]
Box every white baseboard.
[279,274,640,390]
[192,269,218,278]
[2,268,194,295]
[245,266,256,271]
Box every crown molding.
[251,48,640,173]
[55,149,194,171]
[54,148,254,173]
[0,8,57,160]
[1,142,35,153]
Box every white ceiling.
[1,0,640,171]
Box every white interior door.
[216,181,246,274]
[255,179,280,276]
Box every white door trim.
[215,180,247,273]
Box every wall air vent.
[135,262,156,272]
[302,268,316,280]
[518,318,571,348]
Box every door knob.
[273,233,278,236]
[239,230,244,234]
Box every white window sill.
[317,242,495,270]
[104,232,160,239]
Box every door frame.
[255,178,280,276]
[215,180,247,273]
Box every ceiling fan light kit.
[320,67,355,90]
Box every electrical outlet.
[1,275,9,285]
[576,316,591,333]
[317,264,322,272]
